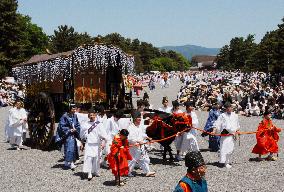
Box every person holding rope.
[252,110,282,161]
[175,101,199,161]
[212,102,240,169]
[202,103,221,152]
[173,151,208,192]
[127,111,156,177]
[108,129,132,186]
[184,101,199,152]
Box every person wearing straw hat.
[173,151,208,192]
[212,102,240,169]
[252,110,281,161]
[127,110,155,177]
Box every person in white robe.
[8,100,28,150]
[171,100,183,114]
[96,105,108,126]
[171,100,185,161]
[213,102,240,169]
[127,111,155,177]
[101,110,125,167]
[82,110,110,180]
[175,101,200,160]
[75,107,89,156]
[5,107,15,142]
[158,97,172,113]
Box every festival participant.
[172,100,184,161]
[183,101,200,152]
[127,111,155,177]
[173,151,208,192]
[101,110,124,168]
[5,103,17,142]
[252,111,282,161]
[57,104,81,170]
[75,105,89,125]
[82,109,110,180]
[133,80,143,96]
[175,101,199,161]
[143,92,153,109]
[148,77,155,91]
[158,97,172,113]
[8,100,28,150]
[95,105,107,125]
[213,102,240,168]
[108,129,132,186]
[74,105,88,156]
[203,103,221,152]
[172,100,183,114]
[106,110,125,140]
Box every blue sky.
[18,0,284,48]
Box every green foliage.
[0,0,48,73]
[0,0,22,70]
[217,18,284,74]
[49,25,94,53]
[18,15,49,59]
[0,65,8,78]
[97,32,190,72]
[0,1,189,74]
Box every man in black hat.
[172,100,183,114]
[158,96,172,113]
[57,103,81,170]
[175,101,199,161]
[213,102,240,169]
[127,110,155,177]
[174,151,208,192]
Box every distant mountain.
[160,44,220,60]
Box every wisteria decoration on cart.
[12,44,135,84]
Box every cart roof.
[12,44,135,84]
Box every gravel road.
[0,79,283,192]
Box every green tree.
[0,0,22,70]
[77,32,94,45]
[217,34,257,71]
[18,15,49,58]
[216,45,230,69]
[0,0,49,74]
[49,25,80,53]
[49,25,93,53]
[149,57,179,72]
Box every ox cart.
[12,43,135,149]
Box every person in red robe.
[108,129,132,186]
[252,111,282,161]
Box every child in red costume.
[252,111,282,161]
[108,129,132,186]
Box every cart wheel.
[28,92,55,149]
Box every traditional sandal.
[266,156,277,161]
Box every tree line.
[216,18,284,74]
[0,0,190,78]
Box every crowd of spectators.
[177,71,284,119]
[0,78,25,107]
